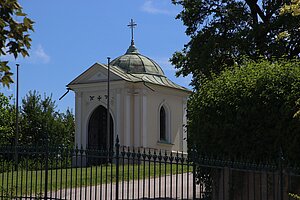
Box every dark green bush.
[188,59,300,162]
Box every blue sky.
[3,0,192,112]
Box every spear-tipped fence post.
[115,135,120,200]
[279,147,284,200]
[191,147,197,200]
[44,131,49,200]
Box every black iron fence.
[0,137,198,200]
[0,138,299,199]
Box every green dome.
[110,44,165,76]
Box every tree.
[171,0,300,88]
[0,91,75,147]
[0,93,15,145]
[0,0,34,87]
[187,59,300,162]
[279,0,300,120]
[20,91,74,148]
[281,0,300,16]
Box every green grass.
[0,162,192,197]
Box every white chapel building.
[67,22,190,153]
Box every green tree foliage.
[0,91,75,147]
[171,0,300,88]
[0,0,34,87]
[290,193,300,200]
[278,0,300,39]
[281,0,300,16]
[20,91,74,148]
[279,1,300,119]
[0,93,15,145]
[188,59,300,161]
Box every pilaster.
[182,97,188,152]
[75,91,83,148]
[141,89,148,147]
[116,89,121,144]
[125,89,131,146]
[133,89,140,147]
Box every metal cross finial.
[128,19,137,45]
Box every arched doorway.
[88,105,113,164]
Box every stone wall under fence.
[192,154,300,200]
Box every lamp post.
[14,63,20,169]
[107,57,111,153]
[15,63,19,147]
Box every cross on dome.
[127,19,137,46]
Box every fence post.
[44,133,49,200]
[115,135,120,200]
[193,162,196,199]
[191,148,196,200]
[279,148,284,200]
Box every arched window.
[160,106,167,141]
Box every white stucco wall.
[71,80,189,153]
[144,84,188,152]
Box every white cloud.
[0,44,50,64]
[141,0,174,15]
[33,44,50,64]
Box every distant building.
[68,20,190,154]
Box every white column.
[116,91,121,143]
[81,93,87,149]
[73,91,84,167]
[133,89,140,147]
[182,98,188,152]
[142,90,147,147]
[75,91,82,148]
[125,90,131,146]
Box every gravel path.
[46,172,196,199]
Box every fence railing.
[0,138,200,200]
[0,138,300,200]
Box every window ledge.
[157,140,174,146]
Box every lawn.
[0,162,192,197]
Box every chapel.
[67,20,190,154]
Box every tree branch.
[246,0,268,23]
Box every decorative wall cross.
[89,96,94,101]
[88,95,113,103]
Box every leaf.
[20,49,29,57]
[0,19,6,27]
[15,11,26,16]
[0,73,14,87]
[23,17,34,28]
[0,61,9,71]
[23,17,30,27]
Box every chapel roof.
[103,63,189,92]
[110,44,165,77]
[107,42,189,92]
[68,19,190,93]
